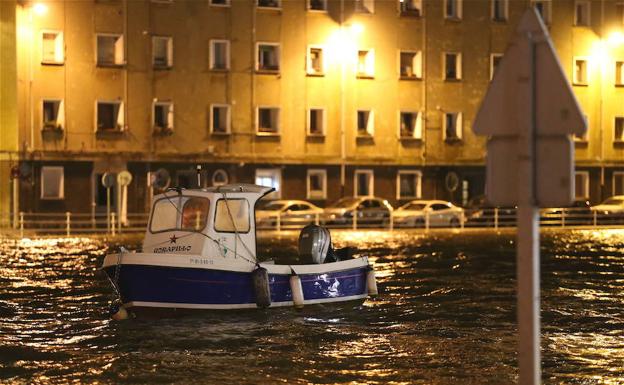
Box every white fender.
[111,306,129,320]
[289,275,304,309]
[366,267,378,297]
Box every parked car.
[591,195,624,224]
[322,197,393,227]
[256,200,323,228]
[392,200,464,228]
[466,204,517,227]
[540,199,592,226]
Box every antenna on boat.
[196,165,201,188]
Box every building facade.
[1,0,624,220]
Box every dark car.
[540,199,592,226]
[322,197,393,228]
[465,196,516,227]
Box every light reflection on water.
[0,230,623,384]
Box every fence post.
[19,212,24,238]
[494,208,499,230]
[425,211,430,232]
[276,213,281,232]
[561,209,565,228]
[460,211,465,230]
[111,213,116,236]
[593,210,597,227]
[352,209,357,230]
[66,212,71,236]
[315,213,319,226]
[389,213,394,231]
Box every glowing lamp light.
[590,40,609,66]
[33,3,48,16]
[350,23,364,36]
[607,31,624,47]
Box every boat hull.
[102,253,371,311]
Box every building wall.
[7,0,624,214]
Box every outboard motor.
[298,224,348,264]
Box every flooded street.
[1,229,623,384]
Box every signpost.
[473,8,586,385]
[101,173,116,234]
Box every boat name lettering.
[154,245,192,253]
[189,258,214,265]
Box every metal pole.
[106,187,111,234]
[111,212,116,236]
[517,36,541,385]
[66,211,70,236]
[19,212,24,238]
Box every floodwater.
[1,229,623,385]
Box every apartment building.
[1,0,623,220]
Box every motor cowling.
[298,225,335,264]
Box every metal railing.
[0,212,149,237]
[0,207,617,235]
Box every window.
[42,100,64,131]
[357,110,374,137]
[615,117,624,142]
[399,0,422,16]
[492,0,508,21]
[575,1,590,26]
[397,171,422,199]
[153,101,174,133]
[41,166,64,200]
[613,172,624,195]
[257,0,280,9]
[211,104,231,134]
[574,171,589,199]
[444,52,462,80]
[445,0,462,19]
[443,112,463,141]
[308,0,327,11]
[210,0,230,6]
[399,111,423,139]
[307,169,327,199]
[215,199,250,233]
[41,31,63,64]
[490,53,503,80]
[255,168,281,199]
[96,101,124,132]
[573,57,588,85]
[615,61,624,86]
[307,46,325,75]
[399,51,422,79]
[96,34,124,66]
[354,170,374,197]
[212,169,229,186]
[256,43,280,72]
[574,115,589,142]
[355,0,374,13]
[181,198,210,231]
[210,40,230,70]
[152,36,173,69]
[256,107,280,135]
[307,108,325,136]
[532,0,551,24]
[357,49,374,78]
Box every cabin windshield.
[150,196,210,233]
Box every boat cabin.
[142,184,273,263]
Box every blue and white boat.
[102,184,377,317]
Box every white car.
[392,200,464,228]
[256,200,324,228]
[591,195,624,222]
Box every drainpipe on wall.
[339,0,346,198]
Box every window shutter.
[114,36,124,64]
[167,104,174,129]
[415,112,423,139]
[368,110,375,135]
[117,102,125,130]
[457,112,463,139]
[457,53,463,79]
[55,32,64,63]
[57,100,65,129]
[414,51,422,78]
[167,38,174,67]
